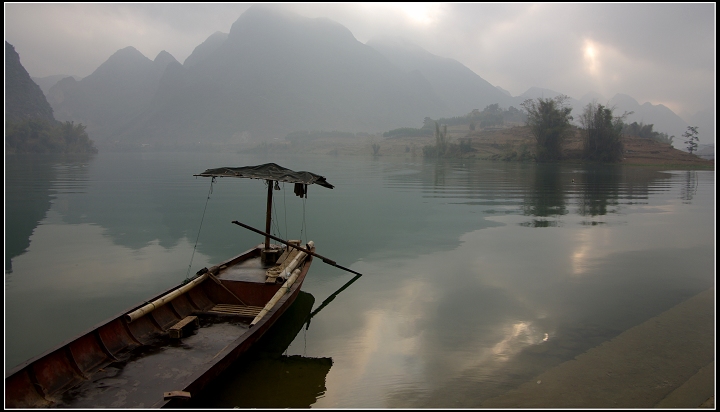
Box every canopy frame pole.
[232,220,364,277]
[264,179,273,250]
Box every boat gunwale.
[5,245,258,378]
[5,245,314,408]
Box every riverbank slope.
[248,125,714,169]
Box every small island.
[243,100,713,170]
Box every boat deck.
[55,317,250,408]
[219,256,269,283]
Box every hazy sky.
[4,3,716,119]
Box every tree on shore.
[579,102,628,162]
[5,119,97,154]
[520,96,573,161]
[682,126,699,154]
[621,121,674,145]
[423,122,449,157]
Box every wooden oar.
[305,272,362,330]
[231,220,363,277]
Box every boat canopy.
[195,163,334,189]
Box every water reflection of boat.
[187,291,334,408]
[4,163,335,408]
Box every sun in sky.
[583,39,600,75]
[386,3,440,25]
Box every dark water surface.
[4,152,715,407]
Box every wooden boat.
[4,163,337,408]
[185,290,334,408]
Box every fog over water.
[4,152,714,407]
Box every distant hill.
[41,5,705,149]
[183,31,228,68]
[513,87,568,103]
[695,144,714,160]
[606,94,689,143]
[366,36,512,117]
[5,41,55,123]
[31,74,81,98]
[47,46,180,142]
[495,86,512,97]
[5,42,97,154]
[47,6,451,145]
[117,5,448,144]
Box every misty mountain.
[695,144,714,159]
[110,5,448,144]
[5,41,55,123]
[607,94,689,141]
[42,5,703,148]
[183,31,228,68]
[366,36,512,117]
[514,87,568,102]
[47,46,180,141]
[5,41,96,155]
[31,74,81,98]
[495,86,512,97]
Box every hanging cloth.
[294,183,308,198]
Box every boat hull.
[5,245,314,408]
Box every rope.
[186,177,215,280]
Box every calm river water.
[4,151,715,407]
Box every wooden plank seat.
[203,304,264,317]
[168,316,199,339]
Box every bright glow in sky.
[395,3,439,25]
[583,40,599,76]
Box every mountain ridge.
[5,41,55,123]
[366,35,512,117]
[40,5,704,147]
[109,4,446,143]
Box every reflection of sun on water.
[491,321,544,361]
[571,229,593,276]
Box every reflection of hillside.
[5,155,70,272]
[50,153,265,264]
[7,154,677,281]
[188,291,334,408]
[13,152,458,272]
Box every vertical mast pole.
[265,179,273,250]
